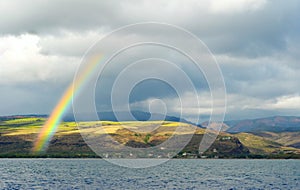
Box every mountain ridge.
[224,116,300,133]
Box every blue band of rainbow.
[33,54,102,153]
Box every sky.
[0,0,299,122]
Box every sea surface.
[0,159,299,189]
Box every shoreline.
[0,156,299,159]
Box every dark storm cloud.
[190,1,300,58]
[221,60,300,99]
[0,0,299,120]
[0,82,69,115]
[1,0,299,58]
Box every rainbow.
[33,54,103,153]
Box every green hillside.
[0,116,299,158]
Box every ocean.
[0,159,299,189]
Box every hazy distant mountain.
[224,116,300,133]
[63,110,197,125]
[201,121,231,132]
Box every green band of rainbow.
[33,54,102,153]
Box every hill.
[224,116,300,133]
[250,131,300,149]
[0,116,300,158]
[0,116,299,158]
[201,116,300,157]
[0,117,248,158]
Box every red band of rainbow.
[33,54,102,153]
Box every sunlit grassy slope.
[0,117,206,157]
[0,116,299,158]
[251,131,300,148]
[235,133,300,154]
[0,118,204,137]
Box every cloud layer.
[0,0,299,121]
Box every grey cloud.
[221,58,300,99]
[0,82,69,115]
[2,0,298,59]
[0,0,121,35]
[1,0,299,120]
[93,44,210,113]
[38,30,104,57]
[174,0,300,59]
